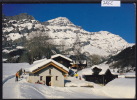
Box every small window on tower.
[56,76,58,81]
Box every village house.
[71,60,87,70]
[51,54,72,69]
[28,59,69,87]
[69,55,89,70]
[83,65,118,85]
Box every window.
[40,76,43,81]
[49,69,51,74]
[56,76,58,81]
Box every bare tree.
[72,34,84,70]
[24,35,57,64]
[90,54,103,65]
[60,39,66,54]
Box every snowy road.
[3,75,110,99]
[3,73,136,99]
[3,76,46,99]
[3,77,21,99]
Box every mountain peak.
[47,17,75,26]
[49,17,70,22]
[98,31,110,34]
[55,17,69,20]
[6,13,35,21]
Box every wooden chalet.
[69,55,88,70]
[28,59,69,87]
[51,54,72,69]
[71,60,87,70]
[83,65,118,85]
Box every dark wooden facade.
[78,63,87,70]
[71,63,87,70]
[52,56,72,68]
[83,69,118,85]
[92,67,102,75]
[71,60,87,70]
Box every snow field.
[2,63,30,81]
[101,78,136,98]
[3,63,136,99]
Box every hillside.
[105,45,136,72]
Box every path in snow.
[3,75,111,99]
[3,77,21,99]
[3,74,135,99]
[3,76,46,99]
[3,75,15,85]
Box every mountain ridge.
[3,13,35,21]
[2,13,134,58]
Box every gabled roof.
[92,67,102,72]
[51,54,72,62]
[91,64,110,75]
[78,64,118,76]
[28,59,69,74]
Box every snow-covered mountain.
[2,13,133,57]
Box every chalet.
[28,59,69,87]
[83,65,118,85]
[69,55,88,70]
[51,54,72,69]
[71,60,87,70]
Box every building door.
[46,76,51,86]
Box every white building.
[28,59,69,87]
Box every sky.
[2,4,136,43]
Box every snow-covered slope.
[90,31,130,54]
[3,62,135,99]
[102,78,135,98]
[2,14,133,57]
[3,63,30,81]
[47,17,76,27]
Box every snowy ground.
[2,63,30,83]
[2,63,136,99]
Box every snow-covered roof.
[78,64,118,76]
[72,60,87,64]
[110,69,119,75]
[51,54,72,62]
[33,58,48,64]
[28,59,69,73]
[78,67,94,75]
[91,64,111,75]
